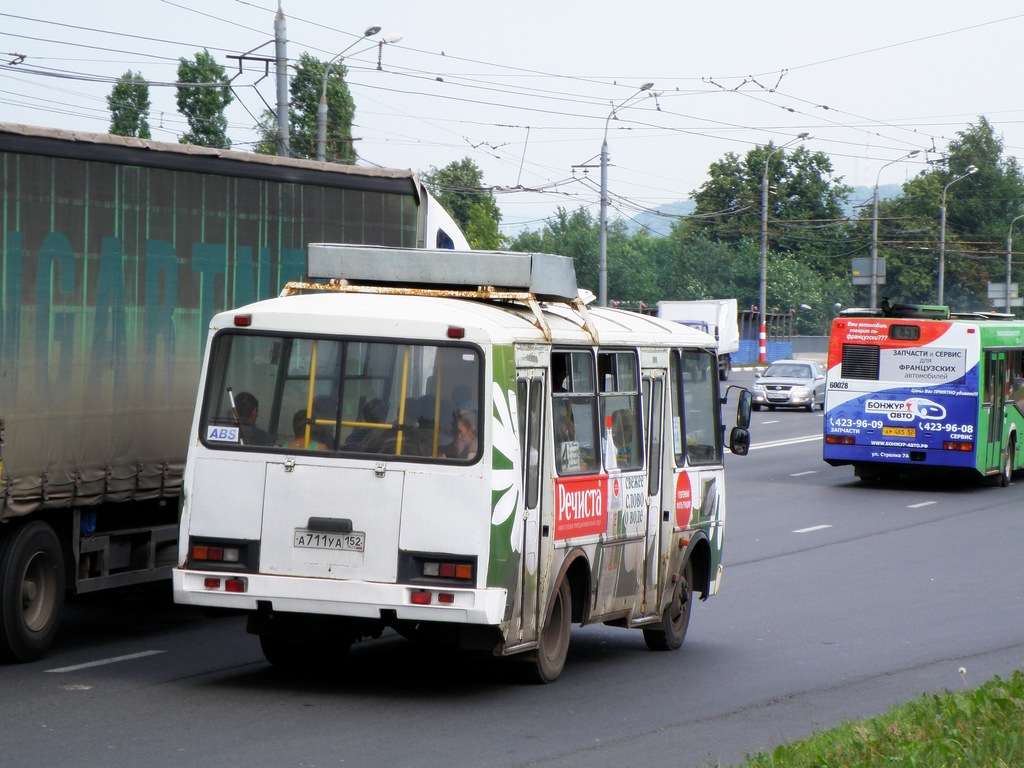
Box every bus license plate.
[882,426,916,437]
[293,530,365,552]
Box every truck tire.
[0,521,67,663]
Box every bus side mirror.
[730,388,752,430]
[729,427,750,456]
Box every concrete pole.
[274,4,289,157]
[599,137,609,307]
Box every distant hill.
[624,184,903,235]
[626,200,695,237]
[504,184,903,239]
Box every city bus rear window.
[200,332,482,462]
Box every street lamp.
[599,82,654,307]
[938,164,978,305]
[870,150,919,309]
[316,26,402,163]
[759,132,809,363]
[1007,214,1024,312]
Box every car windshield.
[765,364,811,379]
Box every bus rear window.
[200,332,482,462]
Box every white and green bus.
[173,245,751,682]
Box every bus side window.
[671,349,722,466]
[552,351,597,474]
[598,350,642,471]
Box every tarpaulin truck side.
[0,122,462,661]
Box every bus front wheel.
[643,558,693,651]
[521,579,571,683]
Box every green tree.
[176,50,233,148]
[509,207,598,291]
[687,143,852,260]
[254,52,356,162]
[106,71,151,139]
[422,158,505,250]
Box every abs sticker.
[206,425,240,443]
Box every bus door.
[640,369,666,617]
[984,351,1007,472]
[515,371,545,644]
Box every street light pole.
[759,133,809,363]
[598,82,653,307]
[871,151,919,309]
[1007,214,1024,313]
[316,26,398,163]
[938,164,978,306]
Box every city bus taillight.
[825,435,855,445]
[943,441,973,452]
[423,561,474,580]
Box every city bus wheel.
[521,579,571,683]
[643,558,693,651]
[0,522,67,663]
[999,442,1015,487]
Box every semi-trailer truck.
[0,122,465,661]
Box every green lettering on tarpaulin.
[2,230,23,394]
[34,231,75,399]
[88,236,128,400]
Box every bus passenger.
[442,411,478,459]
[235,391,272,446]
[287,409,324,450]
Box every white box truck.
[656,299,740,379]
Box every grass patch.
[732,669,1024,767]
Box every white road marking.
[793,524,832,534]
[750,434,822,451]
[790,470,818,477]
[907,501,938,509]
[46,650,165,673]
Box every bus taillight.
[825,435,855,445]
[943,441,974,452]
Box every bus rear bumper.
[172,568,508,625]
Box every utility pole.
[274,3,289,157]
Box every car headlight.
[792,386,811,397]
[752,383,765,393]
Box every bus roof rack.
[307,244,579,303]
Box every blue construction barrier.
[734,340,793,365]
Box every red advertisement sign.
[675,472,693,528]
[554,475,606,540]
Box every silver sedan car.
[751,359,826,411]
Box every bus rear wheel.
[521,579,571,683]
[643,558,693,651]
[0,521,66,663]
[999,442,1015,487]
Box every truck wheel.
[643,558,693,651]
[521,579,571,683]
[0,522,67,663]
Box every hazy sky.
[3,2,1023,232]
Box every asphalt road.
[3,374,1022,767]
